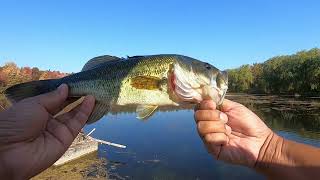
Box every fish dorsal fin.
[82,55,121,71]
[136,105,158,120]
[130,76,162,90]
[127,55,145,59]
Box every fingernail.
[204,101,212,109]
[219,112,228,123]
[225,125,232,135]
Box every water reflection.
[228,94,320,143]
[84,95,320,180]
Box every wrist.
[254,131,320,179]
[254,132,300,179]
[255,132,286,169]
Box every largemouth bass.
[5,54,228,123]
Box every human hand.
[194,99,273,167]
[0,84,95,179]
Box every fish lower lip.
[217,89,227,105]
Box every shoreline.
[226,93,320,99]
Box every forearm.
[255,132,320,179]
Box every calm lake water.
[84,94,320,180]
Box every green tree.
[228,48,320,95]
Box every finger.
[194,100,216,111]
[205,143,222,158]
[56,109,78,123]
[61,97,80,110]
[203,133,229,146]
[199,100,216,110]
[46,95,95,148]
[53,97,85,118]
[220,112,228,124]
[35,84,69,114]
[194,110,221,122]
[63,95,95,138]
[197,121,226,137]
[225,124,232,136]
[221,99,243,112]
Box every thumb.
[34,84,68,114]
[221,99,242,112]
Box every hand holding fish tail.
[0,84,95,179]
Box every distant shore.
[227,93,320,99]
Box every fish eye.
[205,63,211,70]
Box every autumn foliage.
[0,62,68,110]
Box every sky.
[0,0,319,72]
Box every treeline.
[0,62,68,110]
[0,48,319,109]
[228,48,320,95]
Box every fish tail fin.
[4,79,61,103]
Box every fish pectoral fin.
[130,76,162,90]
[86,102,110,124]
[136,105,158,120]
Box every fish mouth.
[210,76,228,105]
[170,63,227,104]
[171,78,226,105]
[201,83,227,105]
[216,87,227,105]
